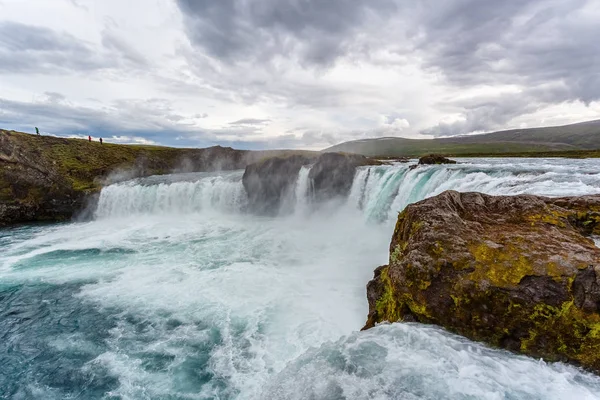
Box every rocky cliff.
[364,190,600,373]
[0,130,251,225]
[242,152,380,214]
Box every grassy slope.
[326,120,600,157]
[1,131,219,191]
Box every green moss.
[526,213,566,227]
[467,242,536,287]
[411,221,424,234]
[571,211,600,235]
[466,241,571,288]
[375,267,402,322]
[374,266,432,324]
[519,301,600,368]
[431,241,444,257]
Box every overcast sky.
[0,0,599,149]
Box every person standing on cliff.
[35,127,40,135]
[88,135,92,142]
[100,138,103,145]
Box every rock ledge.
[364,190,600,373]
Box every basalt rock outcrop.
[0,130,251,225]
[309,153,380,202]
[242,155,312,215]
[364,190,600,373]
[242,152,380,214]
[419,154,457,165]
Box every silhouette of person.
[100,138,103,145]
[35,127,40,135]
[88,135,92,142]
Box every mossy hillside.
[4,131,198,191]
[0,130,257,224]
[365,191,600,373]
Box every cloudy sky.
[0,0,599,149]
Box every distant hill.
[325,120,600,157]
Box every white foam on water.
[263,323,600,400]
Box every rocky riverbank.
[364,190,600,373]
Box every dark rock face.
[242,152,380,214]
[364,190,600,373]
[418,154,457,165]
[309,153,377,202]
[242,155,311,214]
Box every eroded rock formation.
[242,155,312,214]
[242,152,380,214]
[364,190,600,373]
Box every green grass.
[326,119,600,157]
[450,149,600,159]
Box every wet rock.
[418,154,457,165]
[309,153,379,202]
[242,152,380,214]
[364,190,600,374]
[242,155,312,215]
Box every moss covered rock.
[364,190,600,373]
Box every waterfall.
[94,159,600,222]
[346,159,600,223]
[94,171,247,219]
[294,165,313,215]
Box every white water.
[95,171,247,219]
[294,166,313,216]
[2,158,600,399]
[349,158,600,222]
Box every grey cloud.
[43,92,67,104]
[417,0,600,135]
[0,21,110,73]
[101,29,148,66]
[0,21,149,75]
[175,0,396,67]
[0,95,290,149]
[68,0,88,10]
[422,91,548,137]
[175,0,599,138]
[229,118,271,126]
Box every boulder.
[242,155,311,214]
[418,154,457,165]
[242,152,381,214]
[309,153,379,202]
[364,190,600,373]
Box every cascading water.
[2,158,600,399]
[294,165,313,215]
[95,171,248,218]
[349,158,600,222]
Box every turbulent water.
[2,158,600,399]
